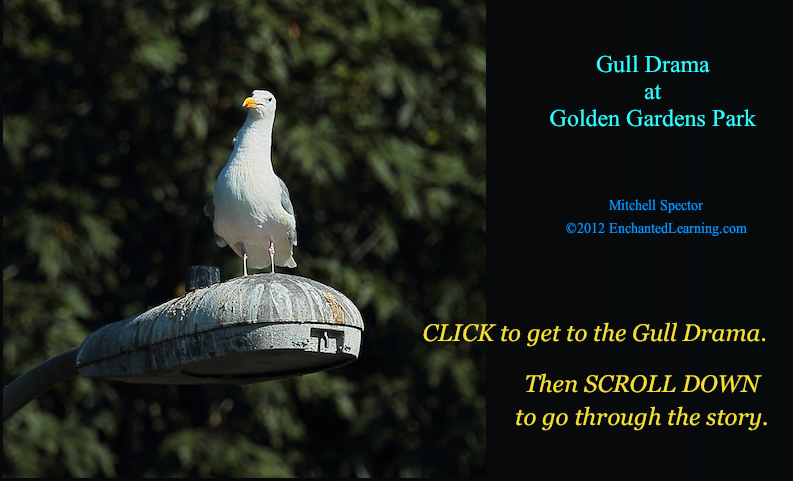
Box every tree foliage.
[4,0,486,476]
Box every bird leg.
[241,243,249,276]
[268,241,275,274]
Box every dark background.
[490,4,785,477]
[4,0,485,477]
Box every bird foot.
[242,244,249,276]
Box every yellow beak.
[242,97,259,108]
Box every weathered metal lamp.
[4,267,364,420]
[78,267,364,384]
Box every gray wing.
[277,176,298,247]
[203,196,229,248]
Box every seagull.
[204,90,297,276]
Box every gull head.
[242,90,277,119]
